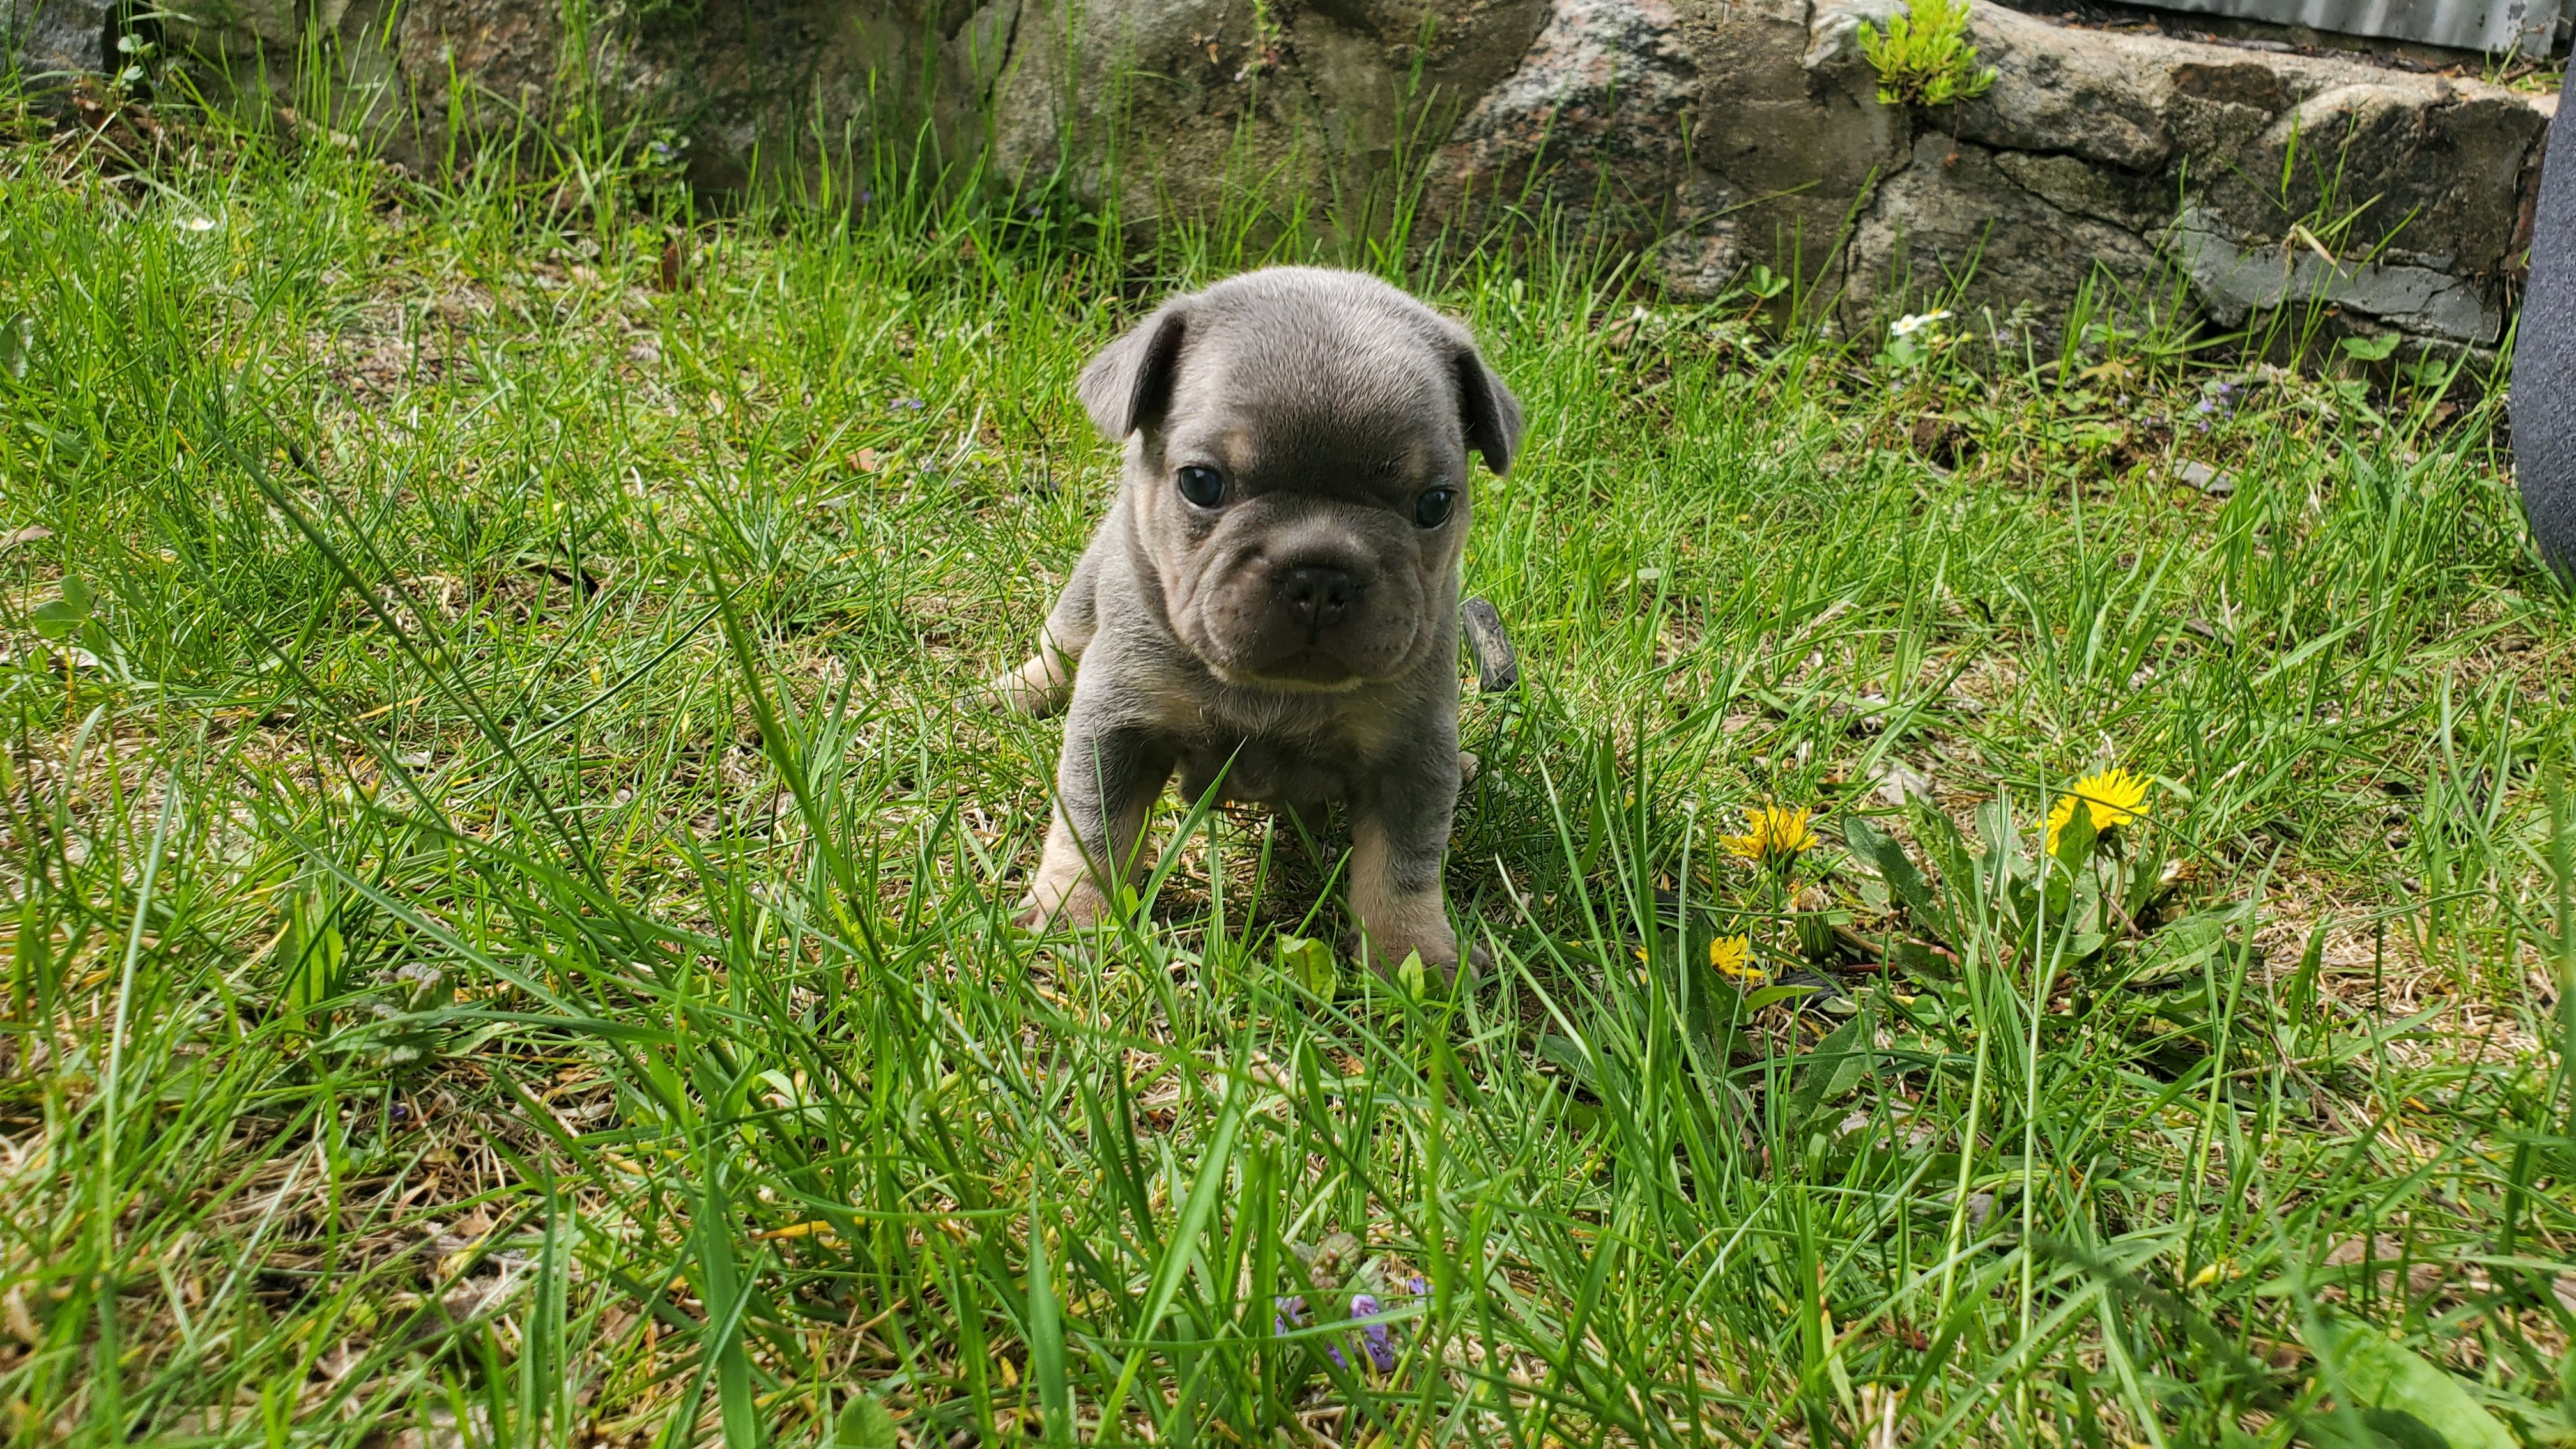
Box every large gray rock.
[2177,206,2502,342]
[6,0,112,82]
[390,0,563,130]
[1424,0,1698,250]
[1686,0,1912,293]
[1844,135,2172,326]
[592,0,1011,194]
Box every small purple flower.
[1278,1281,1424,1374]
[890,397,924,413]
[1349,1293,1395,1371]
[855,188,873,208]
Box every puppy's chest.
[1127,645,1406,804]
[1175,731,1360,807]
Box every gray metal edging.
[2122,0,2568,55]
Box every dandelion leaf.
[1278,934,1338,998]
[832,1394,901,1449]
[2301,1314,2517,1449]
[1843,815,1952,943]
[1784,1008,1872,1136]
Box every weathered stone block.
[1427,0,1697,241]
[1954,8,2172,171]
[6,0,112,82]
[1846,137,2172,322]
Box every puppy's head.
[1078,267,1522,691]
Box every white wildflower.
[1890,309,1952,339]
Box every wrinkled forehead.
[1161,319,1465,486]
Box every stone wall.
[8,0,2555,351]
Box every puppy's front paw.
[1352,898,1476,988]
[1018,882,1116,935]
[1354,931,1484,991]
[1020,843,1116,933]
[983,654,1073,717]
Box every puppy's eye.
[1413,487,1458,529]
[1176,465,1226,509]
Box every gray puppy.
[991,266,1522,976]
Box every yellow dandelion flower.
[1708,934,1766,983]
[1720,805,1816,864]
[2044,767,2151,854]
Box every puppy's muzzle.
[1197,540,1414,687]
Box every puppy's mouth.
[1210,648,1370,693]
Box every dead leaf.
[1869,758,1935,807]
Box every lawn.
[2,88,2573,1449]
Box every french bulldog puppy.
[991,266,1522,977]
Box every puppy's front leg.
[1025,716,1171,930]
[1347,758,1475,979]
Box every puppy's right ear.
[1454,348,1524,476]
[1077,300,1192,440]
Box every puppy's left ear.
[1454,348,1524,476]
[1078,299,1194,440]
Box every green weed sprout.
[1860,0,1997,107]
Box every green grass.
[3,84,2575,1449]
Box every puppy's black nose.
[1280,564,1359,630]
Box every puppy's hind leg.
[987,548,1102,717]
